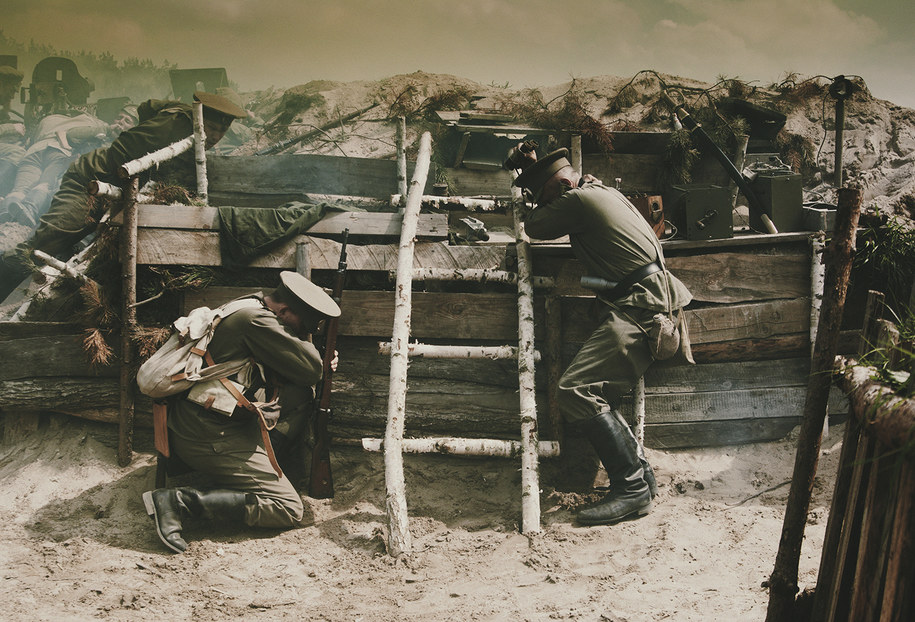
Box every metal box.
[749,170,803,232]
[668,184,733,241]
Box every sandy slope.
[0,415,843,621]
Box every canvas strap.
[205,351,283,478]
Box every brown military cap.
[0,65,24,83]
[193,90,247,120]
[277,271,341,318]
[513,148,572,195]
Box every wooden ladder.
[366,132,559,556]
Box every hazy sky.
[4,0,914,108]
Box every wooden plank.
[620,385,847,425]
[208,154,431,199]
[182,288,524,341]
[664,251,809,303]
[137,233,506,270]
[642,417,804,449]
[128,205,448,239]
[0,335,118,380]
[561,297,810,344]
[536,250,809,303]
[645,358,812,392]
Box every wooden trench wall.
[0,149,848,449]
[808,362,915,622]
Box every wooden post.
[634,376,646,446]
[384,131,432,557]
[396,116,407,204]
[514,200,542,535]
[193,101,208,204]
[295,241,311,280]
[544,295,564,446]
[858,290,885,358]
[765,186,862,622]
[118,177,140,467]
[729,134,750,212]
[571,135,582,176]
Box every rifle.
[309,228,348,498]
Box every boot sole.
[577,500,653,526]
[142,491,185,554]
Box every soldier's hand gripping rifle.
[309,228,349,498]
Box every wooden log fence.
[807,359,915,622]
[767,186,862,621]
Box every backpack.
[136,297,263,399]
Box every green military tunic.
[27,99,195,258]
[523,182,692,423]
[167,295,324,528]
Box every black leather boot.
[576,411,652,526]
[142,487,251,553]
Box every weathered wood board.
[123,205,447,239]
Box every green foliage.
[658,129,699,186]
[855,216,915,305]
[501,81,614,153]
[775,132,817,181]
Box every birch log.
[377,341,539,361]
[408,267,553,288]
[87,180,122,199]
[193,101,208,203]
[514,199,542,535]
[119,136,194,178]
[384,131,432,557]
[363,437,561,458]
[118,177,140,467]
[388,195,500,211]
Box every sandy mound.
[0,414,844,621]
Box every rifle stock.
[309,229,348,498]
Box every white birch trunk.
[634,375,646,446]
[362,437,561,458]
[193,102,208,203]
[118,136,193,178]
[377,341,539,361]
[408,267,553,288]
[389,194,499,211]
[513,199,542,535]
[384,131,432,557]
[87,180,122,199]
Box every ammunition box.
[667,184,733,241]
[749,170,803,232]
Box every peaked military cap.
[278,271,341,318]
[513,148,572,195]
[193,91,247,120]
[0,65,24,82]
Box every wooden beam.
[136,233,506,269]
[122,205,448,239]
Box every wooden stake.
[396,116,407,203]
[118,177,140,467]
[765,186,862,622]
[514,200,542,535]
[383,131,432,557]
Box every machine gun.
[309,229,348,498]
[661,91,778,234]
